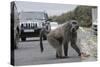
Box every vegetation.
[49,6,96,27]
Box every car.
[50,22,59,30]
[92,21,97,35]
[19,11,50,41]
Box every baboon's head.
[70,20,79,32]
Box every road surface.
[14,37,81,66]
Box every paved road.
[14,38,81,66]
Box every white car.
[50,22,59,30]
[92,21,97,35]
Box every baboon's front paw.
[81,52,90,59]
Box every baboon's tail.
[40,30,44,53]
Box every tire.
[21,37,26,41]
[14,40,18,49]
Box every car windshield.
[19,12,46,21]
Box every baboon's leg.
[56,45,63,58]
[63,38,69,57]
[47,36,63,58]
[64,43,68,57]
[71,40,81,56]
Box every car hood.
[20,20,45,24]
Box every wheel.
[14,42,18,49]
[13,40,18,49]
[21,37,26,41]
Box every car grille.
[21,23,37,29]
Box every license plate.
[24,29,34,32]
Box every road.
[14,27,97,66]
[14,37,81,66]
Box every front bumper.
[20,29,41,37]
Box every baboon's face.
[70,21,79,32]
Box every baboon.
[40,20,81,58]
